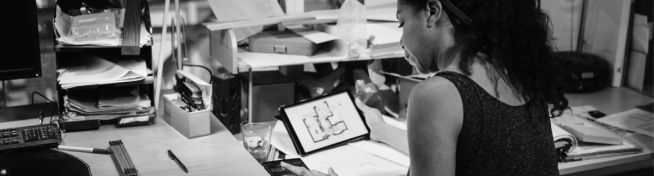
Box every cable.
[31,91,59,124]
[183,64,213,84]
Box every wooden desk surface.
[0,114,269,176]
[559,87,653,175]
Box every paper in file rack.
[64,86,153,121]
[58,53,148,89]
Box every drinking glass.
[242,123,272,163]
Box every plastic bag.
[336,0,367,59]
[354,79,385,114]
[69,12,121,42]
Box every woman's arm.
[407,77,463,176]
[355,99,409,154]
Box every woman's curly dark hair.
[402,0,569,117]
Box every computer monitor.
[0,0,43,80]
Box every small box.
[164,94,210,138]
[249,30,319,56]
[163,70,213,138]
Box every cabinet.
[54,0,156,127]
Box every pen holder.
[163,94,210,138]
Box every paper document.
[302,145,407,176]
[58,54,147,89]
[287,26,339,44]
[98,86,151,110]
[270,121,409,175]
[597,109,654,137]
[348,141,410,167]
[63,87,153,121]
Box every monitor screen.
[0,1,42,80]
[280,91,369,154]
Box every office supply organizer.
[54,0,157,129]
[109,140,138,176]
[0,124,62,152]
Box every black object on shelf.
[60,119,101,132]
[554,51,611,93]
[212,68,242,134]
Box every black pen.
[168,149,188,173]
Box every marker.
[58,145,111,154]
[168,150,188,173]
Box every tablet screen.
[281,91,369,154]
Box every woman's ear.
[425,0,443,28]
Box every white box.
[163,70,213,138]
[164,94,210,138]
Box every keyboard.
[0,124,62,152]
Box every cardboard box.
[250,30,319,56]
[163,70,213,138]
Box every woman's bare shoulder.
[410,76,460,103]
[408,75,463,123]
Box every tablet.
[278,90,369,156]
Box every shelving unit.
[204,12,403,124]
[54,0,157,127]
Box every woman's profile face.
[397,1,433,74]
[396,0,446,74]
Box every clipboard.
[278,90,370,156]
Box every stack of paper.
[58,53,148,89]
[64,86,153,121]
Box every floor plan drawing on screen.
[303,101,349,143]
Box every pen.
[168,149,188,173]
[58,145,111,154]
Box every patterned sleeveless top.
[409,71,558,176]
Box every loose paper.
[597,109,654,137]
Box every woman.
[282,0,568,175]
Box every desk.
[0,114,269,176]
[559,87,653,175]
[0,88,649,175]
[240,88,653,175]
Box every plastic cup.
[242,123,271,163]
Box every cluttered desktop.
[0,0,651,176]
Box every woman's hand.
[354,98,384,142]
[280,162,338,176]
